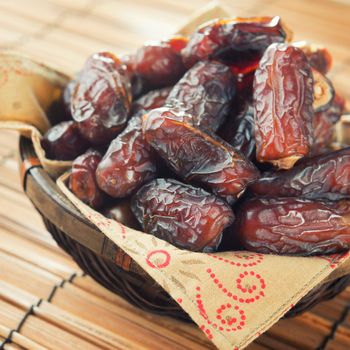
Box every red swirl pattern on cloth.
[146,249,171,268]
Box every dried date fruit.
[132,87,172,114]
[62,79,76,117]
[221,103,256,160]
[166,61,236,132]
[238,197,350,256]
[41,121,89,160]
[71,52,132,145]
[69,149,106,209]
[181,16,292,68]
[311,93,345,154]
[254,43,314,169]
[103,199,140,229]
[132,37,187,89]
[96,111,157,198]
[250,147,350,200]
[143,108,259,203]
[293,41,332,74]
[312,68,335,112]
[131,178,234,251]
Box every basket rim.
[19,135,142,274]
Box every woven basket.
[19,133,350,321]
[14,2,350,322]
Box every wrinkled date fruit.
[143,108,259,203]
[238,197,350,256]
[222,103,256,160]
[132,87,172,114]
[103,199,140,229]
[254,43,314,169]
[41,121,89,160]
[71,52,132,145]
[251,147,350,200]
[311,93,345,154]
[96,112,157,198]
[132,178,235,251]
[166,61,236,132]
[293,41,332,74]
[132,37,187,89]
[312,68,335,112]
[181,16,292,68]
[69,149,106,209]
[62,79,77,117]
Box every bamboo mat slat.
[0,0,350,349]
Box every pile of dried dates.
[42,16,350,256]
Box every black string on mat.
[317,302,350,350]
[0,272,81,348]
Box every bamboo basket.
[15,3,350,323]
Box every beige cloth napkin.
[1,4,350,349]
[56,175,350,350]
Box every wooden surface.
[1,0,350,349]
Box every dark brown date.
[311,93,345,155]
[143,108,259,203]
[166,61,236,132]
[132,37,187,89]
[41,121,89,160]
[71,52,132,145]
[250,147,350,200]
[132,87,172,114]
[96,111,157,198]
[221,103,256,160]
[253,43,314,169]
[181,16,291,68]
[62,79,76,117]
[69,149,106,209]
[238,197,350,256]
[131,178,234,251]
[102,199,140,229]
[293,41,332,75]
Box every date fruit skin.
[221,103,256,160]
[181,16,291,68]
[71,52,132,145]
[311,93,345,155]
[103,199,140,229]
[238,197,350,256]
[96,111,157,198]
[143,108,259,203]
[132,87,172,114]
[166,61,236,132]
[132,178,234,251]
[253,43,314,169]
[69,149,106,209]
[41,121,89,160]
[132,37,187,89]
[250,147,350,200]
[293,41,332,75]
[312,68,335,113]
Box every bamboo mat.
[0,0,350,349]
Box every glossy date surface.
[69,149,105,209]
[103,199,140,229]
[166,61,236,132]
[71,52,132,145]
[96,111,157,198]
[253,43,314,169]
[132,87,172,114]
[132,178,234,251]
[238,197,350,255]
[181,16,291,68]
[41,121,89,161]
[250,147,350,200]
[143,108,259,203]
[132,37,187,89]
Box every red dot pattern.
[209,252,263,267]
[195,287,246,333]
[207,269,266,304]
